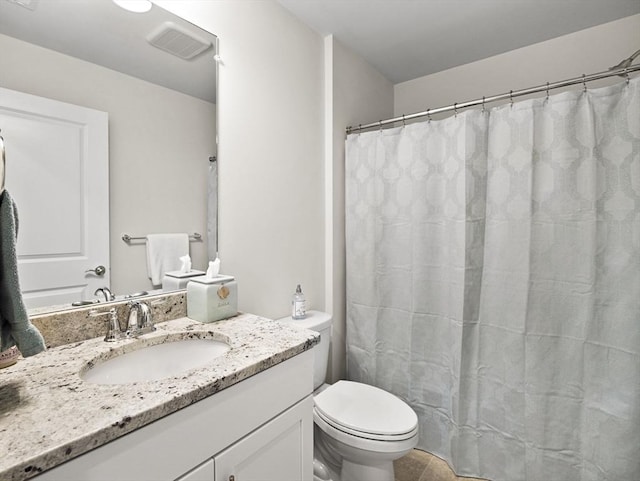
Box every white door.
[0,86,109,308]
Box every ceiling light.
[112,0,152,13]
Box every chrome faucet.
[90,308,124,342]
[89,302,154,342]
[94,287,115,302]
[126,301,155,337]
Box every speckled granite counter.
[0,313,319,481]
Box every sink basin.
[81,338,230,385]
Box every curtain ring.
[454,103,458,117]
[625,68,630,84]
[402,114,406,127]
[582,74,587,93]
[427,109,432,122]
[482,96,486,112]
[546,82,550,100]
[509,90,514,106]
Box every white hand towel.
[146,233,189,286]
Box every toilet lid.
[314,381,417,437]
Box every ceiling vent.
[147,21,212,60]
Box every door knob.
[86,265,106,276]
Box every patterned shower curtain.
[345,77,639,481]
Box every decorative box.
[186,274,238,323]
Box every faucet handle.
[89,308,110,318]
[90,308,122,342]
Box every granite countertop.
[0,314,319,481]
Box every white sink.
[81,338,230,385]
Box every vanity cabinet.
[34,349,314,481]
[176,460,214,481]
[177,398,310,481]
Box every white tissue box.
[162,270,205,292]
[186,275,238,323]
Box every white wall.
[325,36,394,381]
[156,2,394,379]
[395,14,640,119]
[156,1,325,319]
[0,33,215,295]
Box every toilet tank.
[277,310,332,390]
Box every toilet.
[278,311,418,481]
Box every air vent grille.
[147,21,212,60]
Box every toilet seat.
[314,381,418,442]
[313,408,418,456]
[314,408,418,442]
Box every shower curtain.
[345,77,639,481]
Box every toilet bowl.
[278,311,418,481]
[313,380,418,481]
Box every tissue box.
[187,275,238,323]
[162,270,205,292]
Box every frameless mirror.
[0,0,218,314]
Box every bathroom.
[0,1,639,480]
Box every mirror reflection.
[0,0,218,314]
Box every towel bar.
[122,233,202,243]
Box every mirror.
[0,0,217,314]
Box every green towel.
[0,190,46,356]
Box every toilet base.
[311,455,396,481]
[341,458,394,481]
[313,424,341,481]
[314,421,411,481]
[313,457,335,481]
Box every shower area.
[344,63,639,481]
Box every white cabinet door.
[175,459,215,481]
[215,397,313,481]
[0,86,109,308]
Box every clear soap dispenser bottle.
[292,284,306,320]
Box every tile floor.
[394,449,488,481]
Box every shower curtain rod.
[346,63,640,134]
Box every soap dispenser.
[292,284,306,320]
